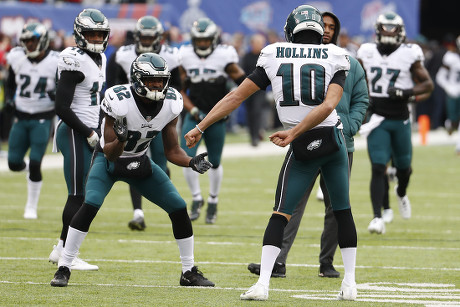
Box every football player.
[50,53,215,288]
[357,12,433,234]
[436,35,460,152]
[179,17,246,224]
[4,22,59,219]
[48,8,110,271]
[106,16,182,231]
[185,5,358,301]
[247,10,369,280]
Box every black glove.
[387,87,414,101]
[4,99,15,114]
[113,117,128,142]
[189,152,213,174]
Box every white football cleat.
[23,208,37,219]
[395,186,411,219]
[337,281,357,301]
[382,209,394,223]
[240,283,268,301]
[368,217,385,234]
[49,245,98,271]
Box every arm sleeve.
[4,66,16,102]
[330,70,346,88]
[55,70,93,137]
[169,67,182,92]
[247,66,270,91]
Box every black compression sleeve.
[330,70,346,88]
[169,67,182,91]
[106,52,128,88]
[55,70,93,137]
[4,66,16,102]
[247,66,270,90]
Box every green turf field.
[0,141,459,306]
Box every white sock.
[183,168,201,200]
[257,245,281,287]
[176,236,194,273]
[133,209,144,219]
[340,247,357,286]
[208,165,223,198]
[25,178,42,211]
[59,227,88,270]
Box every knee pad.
[333,209,357,248]
[372,163,386,176]
[8,161,26,172]
[169,208,193,239]
[70,203,99,232]
[396,167,412,181]
[29,160,42,182]
[262,214,288,248]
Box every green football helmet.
[130,53,171,101]
[74,8,110,53]
[19,22,49,59]
[134,16,164,54]
[284,5,324,43]
[375,12,406,46]
[190,17,219,57]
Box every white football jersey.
[57,47,107,128]
[436,50,460,98]
[357,43,424,98]
[179,44,238,83]
[257,42,350,129]
[6,47,59,114]
[100,85,183,158]
[115,44,181,79]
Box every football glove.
[113,117,128,142]
[189,152,213,174]
[387,87,414,101]
[190,107,206,122]
[4,99,15,114]
[87,131,99,148]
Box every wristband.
[195,124,204,134]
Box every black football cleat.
[247,262,286,278]
[180,266,215,287]
[189,200,204,221]
[50,266,71,287]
